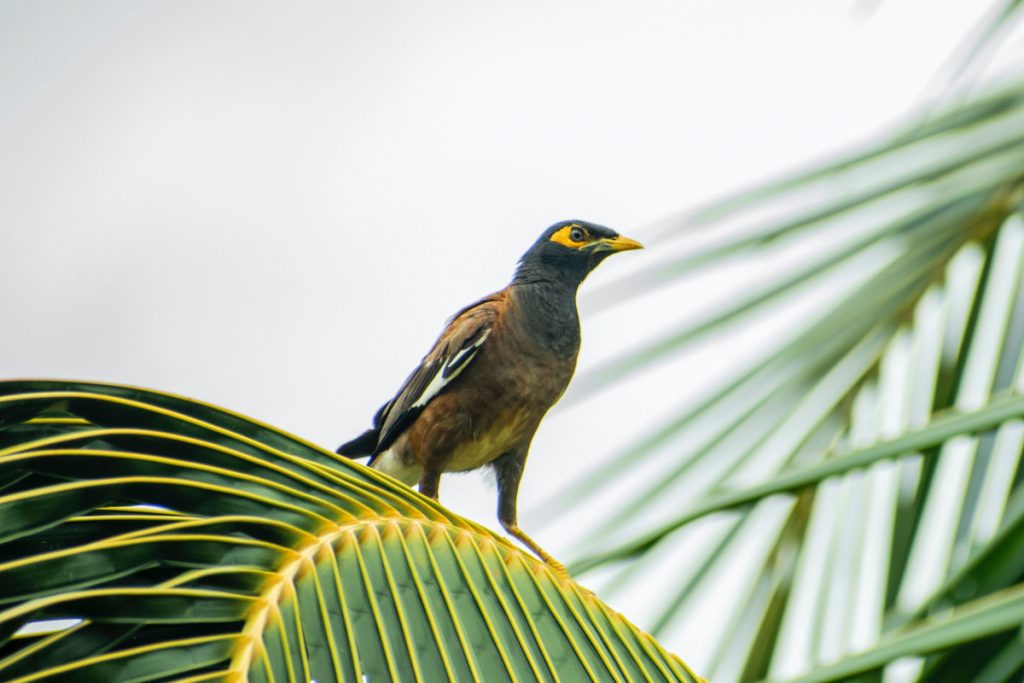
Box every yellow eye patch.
[549,224,589,249]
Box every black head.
[513,220,643,287]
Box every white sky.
[1,0,1020,675]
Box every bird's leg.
[494,451,569,577]
[418,466,442,501]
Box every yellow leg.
[505,524,569,577]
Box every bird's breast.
[444,412,533,472]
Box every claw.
[505,524,570,578]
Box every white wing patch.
[410,329,491,409]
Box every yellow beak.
[592,234,644,253]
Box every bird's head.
[513,220,643,287]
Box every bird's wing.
[370,293,503,456]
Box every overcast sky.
[1,0,1019,671]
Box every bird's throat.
[511,281,581,359]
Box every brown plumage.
[338,220,642,573]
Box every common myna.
[337,220,642,573]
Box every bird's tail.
[336,428,378,459]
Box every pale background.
[1,0,1019,673]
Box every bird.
[337,220,642,574]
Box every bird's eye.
[569,227,585,242]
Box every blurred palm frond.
[541,66,1024,682]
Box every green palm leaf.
[0,381,699,682]
[537,70,1024,682]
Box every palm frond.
[540,73,1024,682]
[0,381,699,682]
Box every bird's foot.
[544,556,570,578]
[505,524,570,579]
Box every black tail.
[336,428,378,458]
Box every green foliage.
[0,381,698,682]
[542,72,1024,682]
